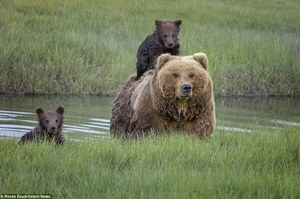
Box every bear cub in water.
[135,19,182,79]
[19,106,65,146]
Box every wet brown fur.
[111,53,215,138]
[135,19,182,79]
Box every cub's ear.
[36,108,44,116]
[174,20,182,27]
[156,53,171,70]
[56,106,64,115]
[193,53,208,70]
[155,19,162,28]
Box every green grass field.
[0,0,299,95]
[1,127,299,198]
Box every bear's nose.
[181,83,192,94]
[50,126,56,131]
[167,43,174,48]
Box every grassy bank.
[0,0,299,95]
[1,127,299,198]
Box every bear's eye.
[55,119,58,123]
[173,73,179,79]
[172,34,175,38]
[163,34,167,38]
[188,73,195,79]
[45,120,49,124]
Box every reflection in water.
[270,119,300,127]
[0,110,34,138]
[215,97,300,131]
[217,126,253,133]
[0,109,111,140]
[0,95,112,141]
[0,95,299,141]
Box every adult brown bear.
[111,53,215,138]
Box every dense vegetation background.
[0,0,299,95]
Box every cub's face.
[36,107,64,134]
[155,20,182,49]
[156,53,209,100]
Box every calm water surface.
[0,95,299,141]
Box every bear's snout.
[180,83,192,98]
[166,42,174,48]
[48,126,57,133]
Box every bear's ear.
[156,53,171,70]
[174,20,182,27]
[193,53,208,70]
[56,106,64,115]
[155,19,163,28]
[36,108,44,116]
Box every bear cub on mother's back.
[19,107,65,146]
[136,19,182,79]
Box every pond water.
[0,95,299,141]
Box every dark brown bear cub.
[19,107,65,146]
[135,19,182,79]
